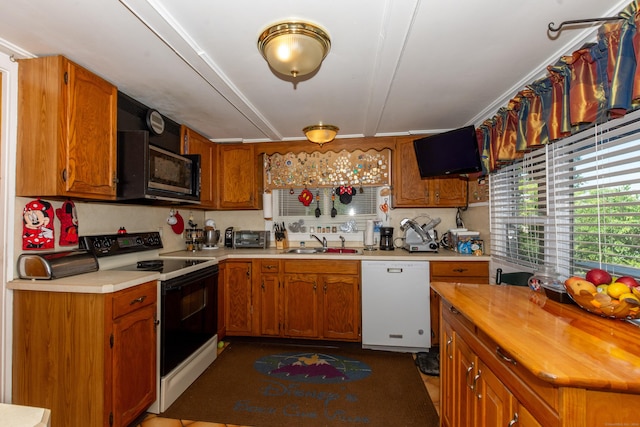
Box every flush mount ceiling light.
[303,123,339,145]
[258,21,331,78]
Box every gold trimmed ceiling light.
[258,21,331,78]
[303,123,339,145]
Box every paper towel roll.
[364,219,375,246]
[263,192,273,219]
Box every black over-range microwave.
[117,130,201,203]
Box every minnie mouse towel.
[22,198,55,250]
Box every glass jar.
[528,266,563,292]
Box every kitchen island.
[432,281,640,426]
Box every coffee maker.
[379,227,394,250]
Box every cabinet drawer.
[284,260,359,275]
[259,259,280,273]
[431,261,488,279]
[112,281,157,319]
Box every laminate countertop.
[7,248,488,294]
[431,281,640,393]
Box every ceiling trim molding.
[362,0,421,137]
[118,0,283,140]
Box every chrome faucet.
[310,234,327,248]
[339,235,345,248]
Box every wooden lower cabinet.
[441,300,553,426]
[223,260,253,334]
[283,273,321,338]
[12,281,157,427]
[225,258,361,341]
[430,260,488,346]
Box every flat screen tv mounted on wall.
[413,125,483,178]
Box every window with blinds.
[491,109,640,279]
[274,187,379,233]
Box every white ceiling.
[0,0,630,142]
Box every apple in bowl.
[564,276,597,296]
[585,268,612,286]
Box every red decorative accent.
[298,188,314,206]
[22,198,55,250]
[171,211,185,234]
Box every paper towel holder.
[363,219,377,251]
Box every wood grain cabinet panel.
[223,260,253,334]
[392,136,468,207]
[17,55,117,200]
[12,281,157,427]
[216,143,262,209]
[181,126,217,209]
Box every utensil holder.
[275,232,289,250]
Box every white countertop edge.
[7,249,489,293]
[0,403,51,427]
[8,270,159,293]
[161,248,491,262]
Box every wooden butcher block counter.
[431,281,640,427]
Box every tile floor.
[134,348,440,427]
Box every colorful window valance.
[482,0,640,174]
[263,149,391,191]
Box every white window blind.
[491,109,640,278]
[274,187,379,232]
[490,147,549,270]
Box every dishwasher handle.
[387,268,403,273]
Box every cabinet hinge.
[109,412,113,426]
[109,333,114,348]
[64,71,68,85]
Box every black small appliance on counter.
[380,227,394,250]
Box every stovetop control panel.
[79,231,163,257]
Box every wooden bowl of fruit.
[564,269,640,319]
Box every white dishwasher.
[361,260,430,352]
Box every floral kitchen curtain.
[482,0,640,173]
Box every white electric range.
[80,231,219,413]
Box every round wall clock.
[146,109,165,135]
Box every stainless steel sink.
[285,248,322,254]
[285,247,362,255]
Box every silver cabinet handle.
[496,347,517,366]
[473,370,482,399]
[508,412,519,426]
[130,295,147,305]
[466,362,475,390]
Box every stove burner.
[137,260,164,268]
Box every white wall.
[1,52,18,402]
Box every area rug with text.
[161,340,439,427]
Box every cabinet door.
[429,176,468,206]
[182,126,217,209]
[474,360,515,427]
[393,136,431,206]
[217,144,261,209]
[393,137,468,207]
[224,261,253,334]
[112,303,157,427]
[321,275,360,340]
[454,335,477,427]
[283,273,320,338]
[516,404,543,427]
[259,274,281,336]
[64,59,118,198]
[440,319,455,427]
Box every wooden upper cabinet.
[17,55,118,199]
[181,126,217,209]
[216,143,262,210]
[393,136,468,207]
